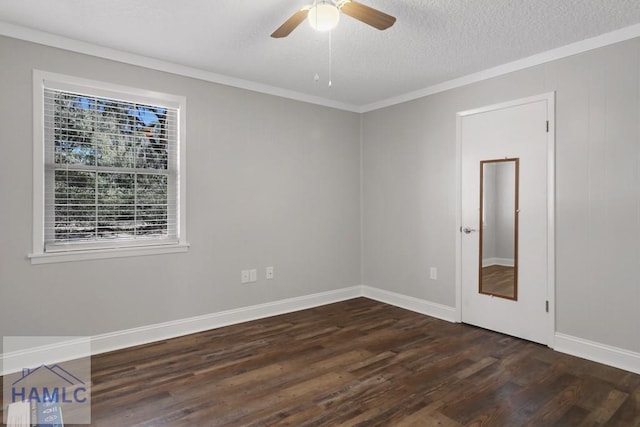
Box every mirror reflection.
[479,158,519,300]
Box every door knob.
[461,226,477,234]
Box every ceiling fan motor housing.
[308,2,341,32]
[271,1,395,38]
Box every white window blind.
[42,87,180,252]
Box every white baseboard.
[554,333,640,375]
[1,337,92,377]
[361,285,457,322]
[4,286,639,377]
[1,286,362,376]
[482,257,514,267]
[91,285,363,357]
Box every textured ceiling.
[1,0,640,110]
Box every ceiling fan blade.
[271,8,310,38]
[339,1,396,30]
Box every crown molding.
[358,23,640,113]
[2,21,640,114]
[0,21,360,113]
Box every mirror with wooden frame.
[479,158,519,300]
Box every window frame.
[30,70,188,264]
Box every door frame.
[455,92,556,348]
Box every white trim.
[359,115,365,283]
[555,333,640,375]
[455,113,463,322]
[28,243,190,264]
[457,93,555,117]
[361,286,457,322]
[0,22,359,113]
[455,92,556,346]
[2,21,640,113]
[30,70,189,263]
[481,257,514,267]
[0,286,362,375]
[176,82,188,248]
[360,24,640,112]
[40,71,185,108]
[32,71,45,257]
[1,337,91,376]
[91,286,362,357]
[546,94,556,348]
[3,287,638,376]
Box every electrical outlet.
[241,270,250,284]
[429,267,437,280]
[266,266,274,280]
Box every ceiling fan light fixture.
[308,3,340,32]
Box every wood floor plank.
[607,387,640,426]
[2,298,638,426]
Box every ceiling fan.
[271,0,396,38]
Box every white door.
[458,94,554,345]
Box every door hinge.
[546,121,549,132]
[545,300,549,313]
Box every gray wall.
[481,163,516,264]
[2,33,639,358]
[495,162,515,262]
[363,37,640,353]
[0,36,362,337]
[482,166,498,262]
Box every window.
[30,71,188,263]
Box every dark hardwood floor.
[481,265,515,299]
[3,298,639,426]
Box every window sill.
[28,243,190,265]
